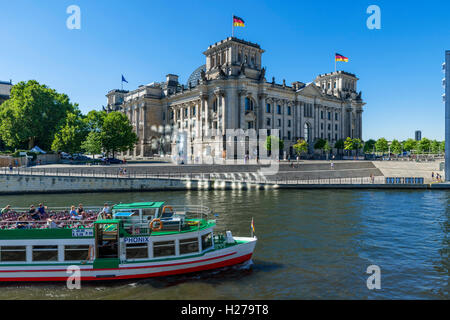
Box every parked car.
[101,157,123,164]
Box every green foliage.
[430,140,441,154]
[293,139,308,156]
[51,111,89,154]
[344,137,354,151]
[334,139,344,150]
[375,138,389,153]
[363,139,376,153]
[100,112,138,157]
[402,139,417,152]
[84,110,106,132]
[313,138,326,151]
[265,135,284,153]
[81,131,103,156]
[390,139,403,154]
[0,80,76,150]
[417,138,431,153]
[323,140,331,153]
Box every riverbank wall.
[0,174,448,195]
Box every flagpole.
[232,14,234,37]
[334,54,336,73]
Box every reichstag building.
[106,37,365,159]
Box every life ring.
[149,218,163,232]
[162,206,173,216]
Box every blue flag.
[121,75,128,83]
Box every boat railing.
[0,219,96,230]
[167,205,211,221]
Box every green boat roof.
[112,202,165,210]
[95,219,121,224]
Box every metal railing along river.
[0,167,427,185]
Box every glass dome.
[186,65,206,88]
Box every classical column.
[196,100,201,139]
[258,93,267,131]
[141,105,147,157]
[237,90,246,128]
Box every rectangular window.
[287,106,291,115]
[277,105,281,114]
[266,118,271,126]
[201,233,213,250]
[335,124,338,131]
[0,246,26,262]
[335,113,338,121]
[153,241,175,257]
[179,238,199,255]
[321,123,324,130]
[266,104,271,113]
[277,119,281,127]
[64,245,90,261]
[193,106,196,116]
[328,124,331,130]
[328,112,331,120]
[288,131,291,140]
[126,243,148,259]
[288,120,291,127]
[321,111,324,119]
[32,245,58,262]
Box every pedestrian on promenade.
[431,172,434,181]
[9,164,12,172]
[330,162,334,170]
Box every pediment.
[296,83,324,98]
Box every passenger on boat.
[0,205,11,216]
[77,204,85,218]
[46,215,58,229]
[70,205,82,220]
[101,203,111,217]
[37,203,47,216]
[28,205,41,221]
[16,215,29,229]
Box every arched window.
[304,123,311,143]
[245,97,254,112]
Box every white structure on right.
[445,51,450,181]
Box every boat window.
[201,233,213,250]
[64,245,90,261]
[179,238,199,255]
[0,246,26,262]
[142,208,156,220]
[153,240,175,257]
[126,243,148,259]
[32,245,58,261]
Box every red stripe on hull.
[0,253,253,282]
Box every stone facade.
[106,37,365,158]
[0,80,12,105]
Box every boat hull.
[0,237,256,282]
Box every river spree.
[0,189,448,300]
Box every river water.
[0,189,448,300]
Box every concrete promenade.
[0,160,447,195]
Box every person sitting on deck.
[1,205,11,217]
[16,215,29,229]
[70,205,82,220]
[37,203,47,217]
[101,203,111,218]
[29,205,41,221]
[46,215,58,229]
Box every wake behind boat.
[0,202,257,282]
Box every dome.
[187,65,206,88]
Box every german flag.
[233,16,245,27]
[335,53,349,62]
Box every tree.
[344,137,353,156]
[84,110,106,132]
[0,80,76,150]
[323,140,331,160]
[81,131,103,158]
[417,138,431,153]
[100,112,138,157]
[51,111,89,154]
[334,139,344,155]
[390,139,403,155]
[375,138,389,154]
[265,135,284,156]
[314,138,327,154]
[430,140,441,154]
[363,139,376,154]
[403,139,417,153]
[293,139,308,159]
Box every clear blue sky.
[0,0,448,141]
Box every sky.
[0,0,449,141]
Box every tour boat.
[0,202,257,282]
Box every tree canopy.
[0,80,76,150]
[100,111,138,157]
